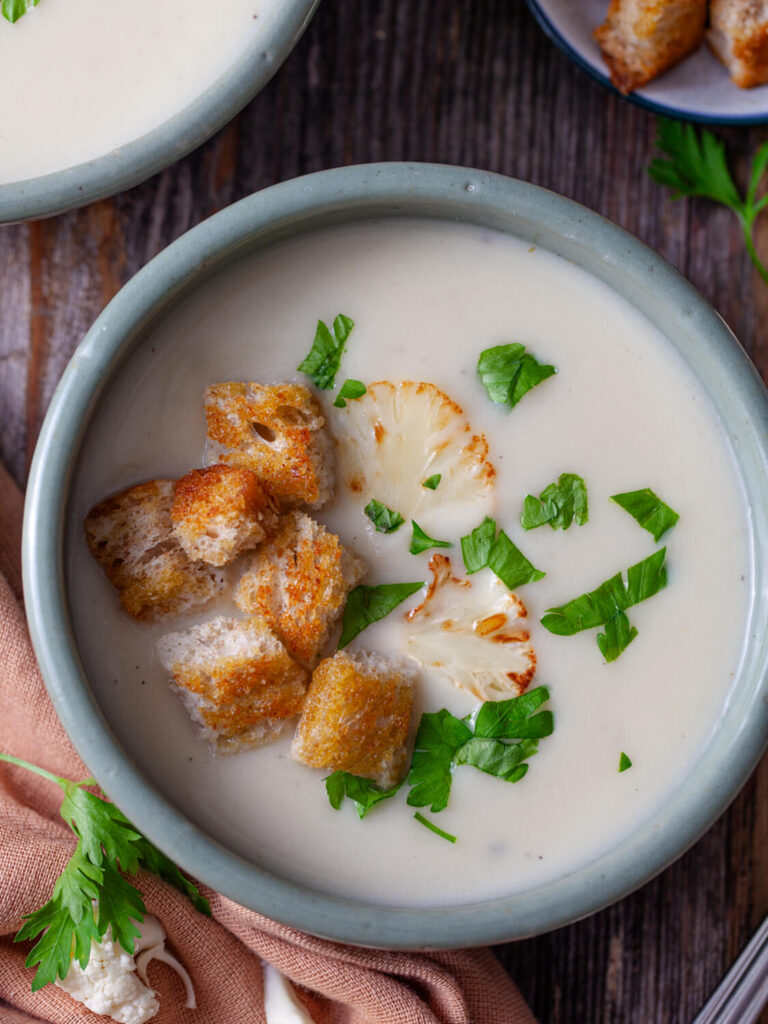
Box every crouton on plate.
[235,510,365,665]
[291,650,415,788]
[594,0,707,93]
[156,615,308,754]
[84,480,223,622]
[171,464,279,567]
[205,381,335,508]
[708,0,768,88]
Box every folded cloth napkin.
[0,462,536,1024]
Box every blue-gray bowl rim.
[0,0,319,224]
[22,162,768,949]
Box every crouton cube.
[156,615,308,754]
[708,0,768,88]
[205,381,335,508]
[84,480,223,622]
[235,510,365,665]
[291,651,415,788]
[594,0,706,93]
[170,464,279,567]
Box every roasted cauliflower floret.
[332,381,496,535]
[171,464,279,566]
[235,510,365,665]
[204,381,335,508]
[405,554,536,701]
[156,615,308,754]
[84,480,223,622]
[291,650,415,788]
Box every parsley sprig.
[649,120,768,286]
[297,314,355,389]
[1,752,210,991]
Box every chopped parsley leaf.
[478,343,556,409]
[297,314,354,390]
[611,488,679,542]
[333,378,366,408]
[461,517,545,588]
[521,473,588,531]
[460,516,497,574]
[364,499,404,534]
[338,582,422,647]
[423,474,442,490]
[597,610,638,663]
[409,521,452,555]
[618,752,633,773]
[325,772,400,818]
[2,0,39,23]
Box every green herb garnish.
[649,120,768,286]
[414,812,457,843]
[0,753,209,991]
[461,516,545,589]
[611,487,679,542]
[325,772,400,818]
[333,379,366,408]
[597,610,638,663]
[364,499,404,534]
[477,343,556,409]
[338,581,423,647]
[618,752,633,773]
[297,314,355,389]
[409,521,452,555]
[521,473,588,531]
[406,687,552,813]
[541,549,667,659]
[422,474,442,490]
[2,0,39,23]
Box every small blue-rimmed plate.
[526,0,768,125]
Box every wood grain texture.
[1,2,767,1021]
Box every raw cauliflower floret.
[332,381,496,535]
[405,554,536,701]
[84,480,223,622]
[204,381,335,508]
[56,915,195,1024]
[235,510,366,665]
[56,931,158,1024]
[171,464,280,566]
[291,650,415,788]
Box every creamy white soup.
[66,219,751,907]
[0,0,275,185]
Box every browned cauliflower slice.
[332,381,496,534]
[405,554,536,701]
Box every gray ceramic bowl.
[23,164,768,948]
[0,1,319,225]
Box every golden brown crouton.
[205,381,334,508]
[708,0,768,88]
[84,480,223,622]
[594,0,706,93]
[235,510,365,665]
[290,651,415,788]
[171,464,279,567]
[156,615,308,754]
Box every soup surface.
[0,0,274,184]
[66,219,751,907]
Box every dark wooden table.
[1,2,766,1021]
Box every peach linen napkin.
[0,461,536,1024]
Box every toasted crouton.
[594,0,706,93]
[235,510,365,665]
[171,464,279,567]
[205,381,335,508]
[708,0,768,88]
[291,651,415,788]
[156,615,308,753]
[84,480,223,622]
